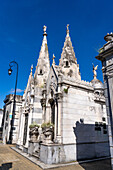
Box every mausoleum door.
[23,113,28,145]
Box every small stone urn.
[29,123,40,142]
[41,122,54,144]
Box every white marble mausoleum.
[16,25,110,164]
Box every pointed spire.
[66,24,71,41]
[24,65,33,95]
[34,25,50,79]
[59,25,81,80]
[39,25,48,56]
[52,54,55,66]
[59,24,75,66]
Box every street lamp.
[8,61,18,144]
[8,67,12,76]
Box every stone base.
[40,141,110,164]
[23,146,28,153]
[28,141,40,158]
[40,143,76,164]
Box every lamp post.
[8,61,18,144]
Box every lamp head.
[8,67,12,76]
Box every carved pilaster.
[55,92,63,143]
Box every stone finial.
[43,25,47,36]
[93,64,98,79]
[31,64,33,75]
[104,32,113,42]
[52,54,55,66]
[66,24,69,35]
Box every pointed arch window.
[66,61,69,66]
[64,60,70,68]
[38,69,43,75]
[40,69,42,74]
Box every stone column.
[55,92,62,143]
[20,112,25,146]
[25,106,33,148]
[96,33,113,169]
[41,98,46,123]
[41,87,46,123]
[54,100,58,141]
[17,107,22,145]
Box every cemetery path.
[0,144,41,170]
[0,144,112,170]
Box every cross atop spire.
[43,25,47,36]
[66,24,69,36]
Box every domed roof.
[91,78,104,90]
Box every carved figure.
[93,64,98,79]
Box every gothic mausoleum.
[16,25,110,164]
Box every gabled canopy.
[59,25,81,80]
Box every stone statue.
[93,64,98,79]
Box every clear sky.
[0,0,113,108]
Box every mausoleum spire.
[39,25,49,58]
[59,25,81,80]
[34,25,50,84]
[24,65,33,95]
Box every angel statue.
[92,64,98,79]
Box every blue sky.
[0,0,113,108]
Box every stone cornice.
[96,45,113,61]
[59,78,94,92]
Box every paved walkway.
[0,144,112,170]
[0,144,41,170]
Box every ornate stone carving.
[29,126,39,142]
[42,126,54,144]
[55,92,63,102]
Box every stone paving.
[0,144,112,170]
[0,144,41,170]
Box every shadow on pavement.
[79,159,112,170]
[0,162,12,170]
